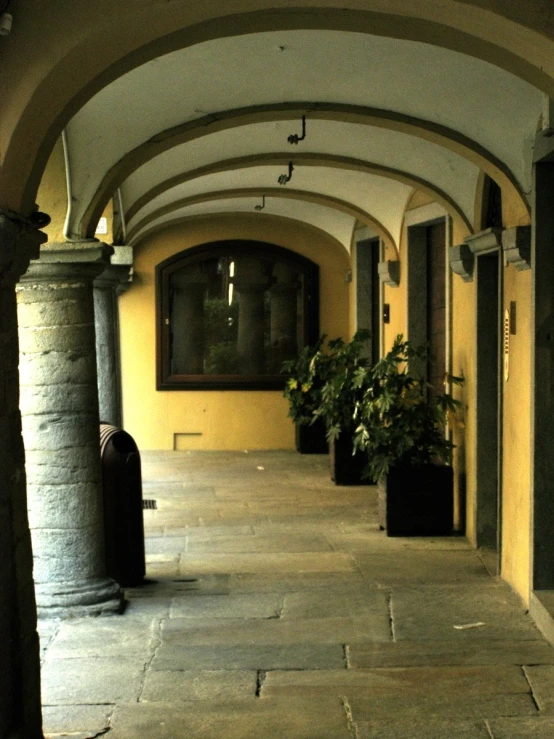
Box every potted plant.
[353,334,464,534]
[311,329,373,484]
[282,336,330,454]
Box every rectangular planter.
[295,419,328,454]
[378,463,454,536]
[329,435,372,485]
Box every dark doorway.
[427,220,446,395]
[407,218,447,385]
[475,252,501,569]
[356,237,381,363]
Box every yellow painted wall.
[37,139,68,243]
[501,264,532,601]
[119,214,351,450]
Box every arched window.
[156,240,319,389]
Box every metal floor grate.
[142,499,158,510]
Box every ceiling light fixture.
[254,196,266,211]
[278,162,294,186]
[288,115,306,145]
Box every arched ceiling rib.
[65,29,541,238]
[128,196,365,255]
[119,127,478,232]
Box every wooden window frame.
[156,240,320,390]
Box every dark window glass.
[156,240,319,389]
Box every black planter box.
[295,420,328,454]
[329,435,372,485]
[378,463,454,536]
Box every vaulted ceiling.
[42,23,543,252]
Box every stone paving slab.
[348,693,538,721]
[145,536,187,554]
[261,665,529,698]
[161,614,392,645]
[523,664,554,711]
[355,718,492,738]
[229,572,368,592]
[151,643,347,671]
[326,532,473,551]
[41,657,145,704]
[140,669,257,702]
[43,704,113,739]
[46,616,157,659]
[487,716,554,737]
[180,551,358,575]
[162,524,255,537]
[348,639,554,668]
[185,533,334,553]
[353,550,490,584]
[281,588,390,618]
[391,585,542,641]
[170,592,284,618]
[109,697,351,738]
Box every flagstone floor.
[40,450,554,738]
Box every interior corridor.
[39,451,554,738]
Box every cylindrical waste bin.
[100,423,146,587]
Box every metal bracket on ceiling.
[288,116,306,145]
[278,162,294,186]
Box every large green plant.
[353,334,464,480]
[281,336,331,425]
[311,329,372,441]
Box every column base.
[35,577,123,619]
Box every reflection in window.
[157,241,319,389]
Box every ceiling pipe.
[117,188,127,243]
[61,128,78,241]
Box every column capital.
[0,211,48,284]
[94,264,133,293]
[20,239,114,285]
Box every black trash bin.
[100,423,146,587]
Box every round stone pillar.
[232,257,271,374]
[94,264,131,427]
[17,240,122,618]
[0,212,45,738]
[269,263,300,373]
[170,267,208,374]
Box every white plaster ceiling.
[126,166,412,248]
[61,28,542,246]
[120,121,480,229]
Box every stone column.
[94,261,131,427]
[17,240,122,618]
[170,266,208,374]
[0,212,45,738]
[269,263,299,372]
[232,257,271,374]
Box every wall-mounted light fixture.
[278,162,294,186]
[288,116,307,145]
[254,196,266,211]
[0,11,12,36]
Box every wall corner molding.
[449,243,474,282]
[502,225,531,271]
[378,260,400,287]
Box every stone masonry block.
[21,414,100,451]
[27,482,102,530]
[25,447,101,485]
[19,352,97,386]
[32,526,105,583]
[19,324,94,354]
[19,383,98,415]
[17,295,92,327]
